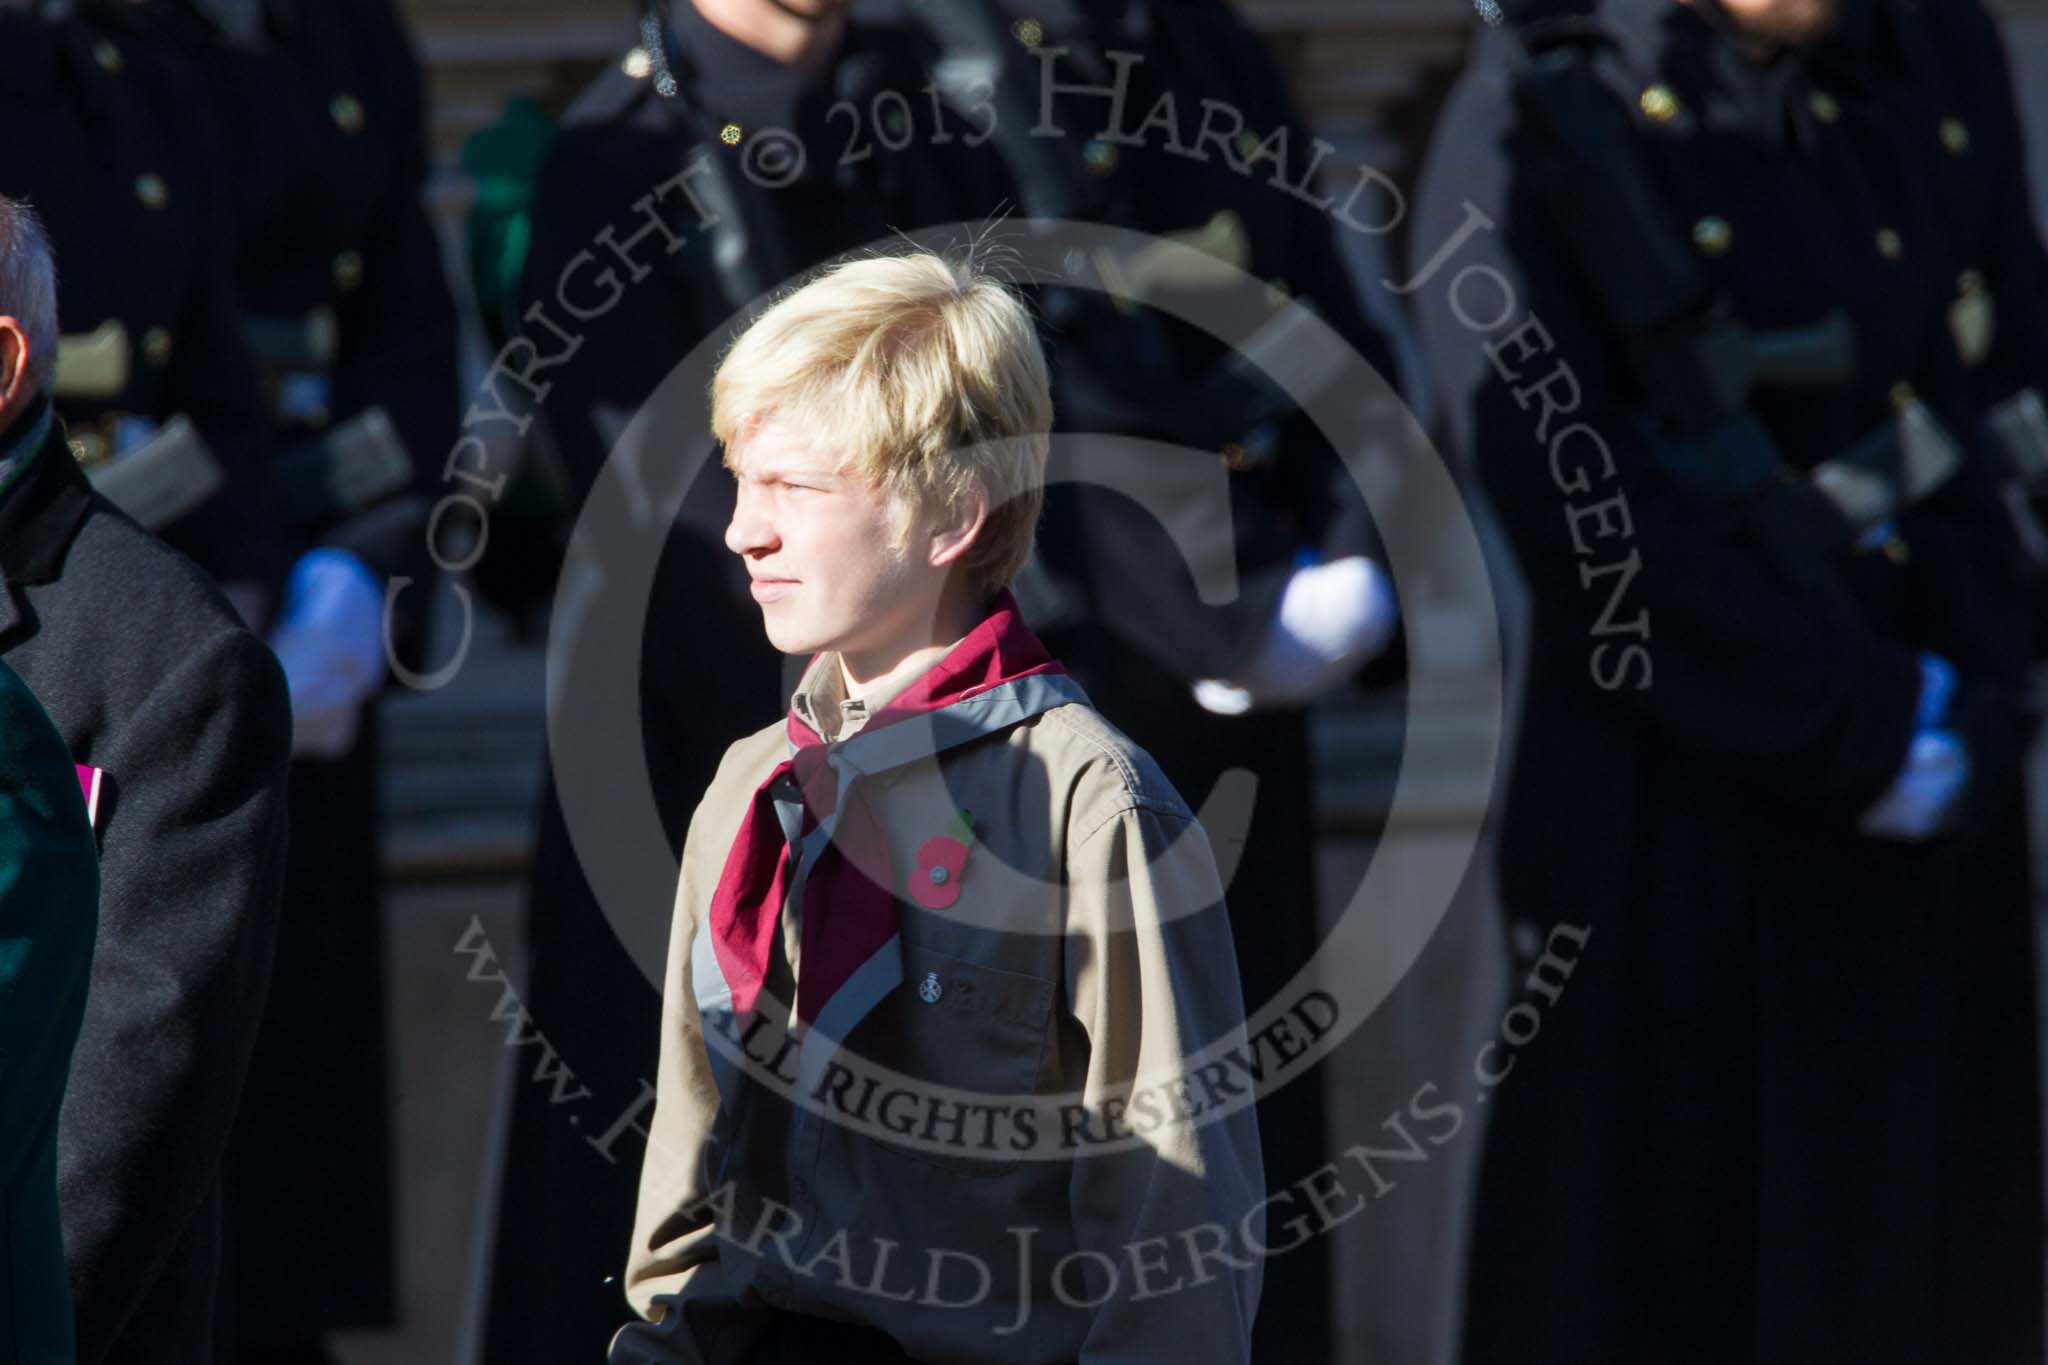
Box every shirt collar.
[790,654,910,742]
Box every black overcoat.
[0,411,292,1365]
[1411,4,2031,1361]
[1818,4,2048,1356]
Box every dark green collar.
[0,404,94,587]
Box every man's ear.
[926,479,990,570]
[0,317,26,413]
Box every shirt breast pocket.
[849,941,1055,1176]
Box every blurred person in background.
[81,1,463,1360]
[0,191,294,1365]
[1412,0,2031,1360]
[485,1,1012,1358]
[1818,1,2048,1354]
[0,0,277,611]
[0,657,99,1365]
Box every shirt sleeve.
[616,778,749,1360]
[622,880,722,1284]
[1062,801,1264,1364]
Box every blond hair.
[712,249,1051,594]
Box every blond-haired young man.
[610,251,1264,1364]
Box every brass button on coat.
[1807,90,1841,124]
[330,93,365,134]
[1691,216,1733,256]
[135,173,168,210]
[93,39,123,73]
[141,327,173,368]
[332,250,365,292]
[1940,118,1970,155]
[1640,84,1681,123]
[1876,228,1905,262]
[1949,269,1994,368]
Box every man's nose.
[725,486,777,556]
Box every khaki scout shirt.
[615,654,1264,1364]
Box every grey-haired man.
[0,195,292,1365]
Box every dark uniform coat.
[1817,4,2048,1355]
[492,10,1012,1361]
[0,654,99,1365]
[97,0,460,1344]
[0,6,275,584]
[0,405,292,1365]
[1411,4,2030,1361]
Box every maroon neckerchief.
[707,591,1065,1023]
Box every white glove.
[1193,555,1399,715]
[1859,654,1968,841]
[268,548,388,760]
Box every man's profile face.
[724,415,930,659]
